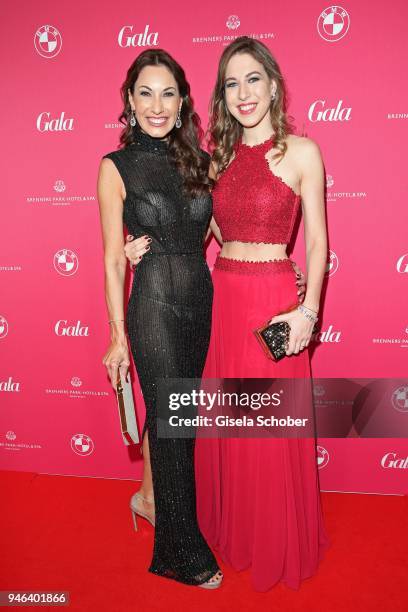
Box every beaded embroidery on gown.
[102,126,219,585]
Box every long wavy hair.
[208,37,296,176]
[118,49,212,197]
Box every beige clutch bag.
[115,370,139,445]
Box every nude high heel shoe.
[199,570,223,589]
[130,492,155,530]
[130,492,221,588]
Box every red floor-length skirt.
[195,256,330,592]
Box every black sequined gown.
[102,126,219,585]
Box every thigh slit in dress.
[102,126,219,585]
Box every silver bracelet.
[108,319,124,324]
[297,304,318,323]
[300,304,318,314]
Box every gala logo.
[118,25,158,47]
[55,320,89,337]
[308,99,351,122]
[396,253,408,273]
[37,111,74,132]
[0,377,20,392]
[381,452,408,469]
[312,325,342,344]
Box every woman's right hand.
[102,340,130,391]
[124,234,151,269]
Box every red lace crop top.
[212,135,301,244]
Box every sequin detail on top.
[214,255,296,275]
[213,135,301,244]
[101,125,220,586]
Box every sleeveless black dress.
[102,126,219,585]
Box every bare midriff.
[219,241,289,262]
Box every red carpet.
[1,470,407,611]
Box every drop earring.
[175,109,182,129]
[129,109,136,127]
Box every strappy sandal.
[198,570,223,589]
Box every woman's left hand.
[291,260,306,302]
[269,308,314,355]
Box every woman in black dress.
[97,49,222,588]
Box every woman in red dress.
[194,36,330,592]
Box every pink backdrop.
[1,0,407,494]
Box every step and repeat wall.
[1,0,407,494]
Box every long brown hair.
[208,37,295,176]
[118,49,212,196]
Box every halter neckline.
[238,134,275,153]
